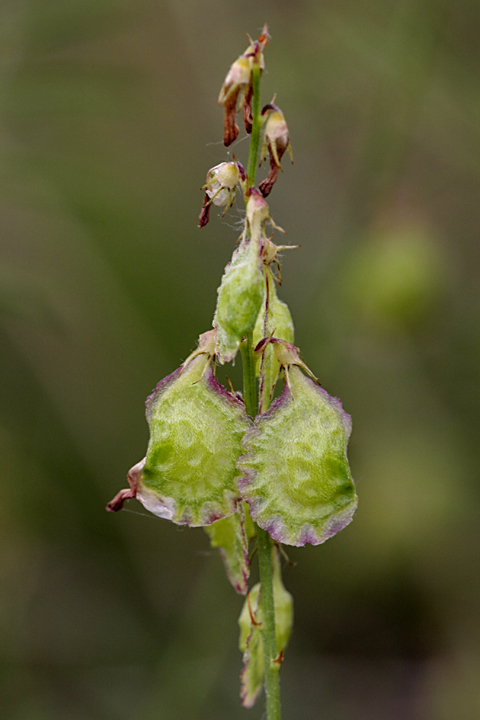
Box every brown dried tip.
[106,487,136,512]
[257,24,269,50]
[198,193,211,228]
[106,458,144,512]
[223,94,240,147]
[259,155,281,198]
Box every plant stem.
[240,333,258,418]
[241,50,282,720]
[257,526,281,720]
[246,60,262,189]
[240,333,281,720]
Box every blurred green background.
[1,0,480,718]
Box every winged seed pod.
[238,549,293,707]
[107,331,251,526]
[238,341,357,546]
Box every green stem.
[240,334,281,720]
[240,333,257,418]
[257,526,281,720]
[246,60,262,189]
[241,51,282,720]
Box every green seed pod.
[214,236,265,362]
[238,550,293,707]
[107,332,251,526]
[238,362,357,546]
[253,271,294,410]
[205,504,250,595]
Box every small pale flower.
[259,104,293,197]
[198,160,245,228]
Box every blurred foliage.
[1,0,480,718]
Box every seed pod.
[253,271,294,410]
[214,235,265,363]
[238,550,293,707]
[238,362,357,546]
[107,332,251,526]
[205,503,250,594]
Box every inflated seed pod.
[205,503,250,595]
[238,361,357,546]
[238,550,293,708]
[107,332,251,526]
[214,235,265,362]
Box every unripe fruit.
[238,364,357,546]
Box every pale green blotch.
[214,236,265,363]
[253,274,294,406]
[205,505,250,595]
[139,354,251,526]
[238,366,357,546]
[238,551,293,708]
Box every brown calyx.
[198,193,211,228]
[259,139,288,197]
[106,458,144,512]
[242,83,253,134]
[223,94,240,147]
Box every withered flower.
[259,103,293,197]
[218,25,269,147]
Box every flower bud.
[198,160,245,228]
[107,331,251,526]
[259,105,293,197]
[238,549,293,707]
[238,342,357,546]
[246,188,284,239]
